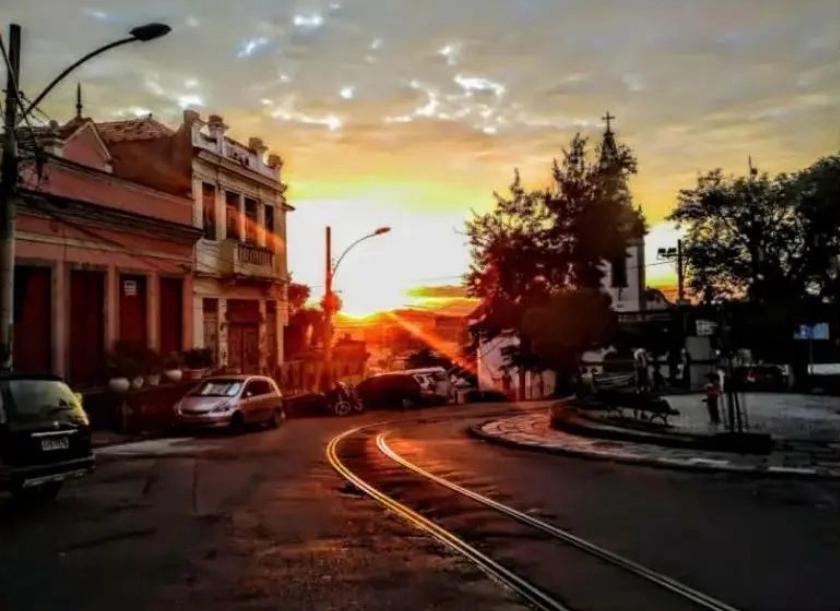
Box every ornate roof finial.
[75,82,83,119]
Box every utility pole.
[0,24,21,372]
[676,238,685,305]
[323,225,334,389]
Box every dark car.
[734,365,786,391]
[0,374,95,500]
[356,373,424,409]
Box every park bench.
[596,389,674,425]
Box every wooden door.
[13,266,51,374]
[243,325,259,373]
[159,277,183,356]
[228,323,259,374]
[119,274,147,347]
[228,324,244,373]
[70,270,105,385]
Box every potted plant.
[163,351,183,382]
[183,348,214,380]
[106,341,144,392]
[144,348,163,386]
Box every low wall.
[83,381,195,434]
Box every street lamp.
[657,240,685,304]
[322,225,391,388]
[18,23,171,123]
[1,22,170,371]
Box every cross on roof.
[602,111,615,132]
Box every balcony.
[198,239,277,281]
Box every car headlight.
[211,402,232,413]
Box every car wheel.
[333,400,352,417]
[400,397,416,409]
[230,411,246,433]
[269,407,285,428]
[12,481,62,502]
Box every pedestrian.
[681,348,692,390]
[652,362,664,393]
[634,348,650,393]
[703,373,720,425]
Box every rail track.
[327,419,741,611]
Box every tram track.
[327,418,741,611]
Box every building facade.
[14,116,200,386]
[101,110,291,375]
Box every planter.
[108,377,131,393]
[146,373,161,387]
[130,376,145,390]
[164,369,183,382]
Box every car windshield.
[3,379,83,421]
[190,380,243,397]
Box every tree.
[789,152,840,302]
[287,281,311,314]
[406,347,452,370]
[465,129,644,394]
[669,151,840,304]
[521,289,617,391]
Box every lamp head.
[130,23,172,42]
[374,226,391,235]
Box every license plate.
[41,437,69,451]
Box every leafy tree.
[406,347,452,370]
[521,289,617,390]
[287,281,311,314]
[789,152,840,302]
[669,151,840,304]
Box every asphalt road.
[1,402,838,611]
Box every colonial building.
[13,113,200,385]
[99,109,291,375]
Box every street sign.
[793,323,830,341]
[696,319,716,336]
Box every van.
[0,375,95,500]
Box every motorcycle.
[326,381,365,416]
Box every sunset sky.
[7,1,839,315]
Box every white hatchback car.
[175,375,284,430]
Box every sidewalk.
[472,411,840,479]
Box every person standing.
[703,373,721,425]
[634,348,650,393]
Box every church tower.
[598,112,647,314]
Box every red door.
[13,266,51,374]
[119,274,147,347]
[70,270,105,385]
[159,277,183,356]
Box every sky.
[4,0,839,315]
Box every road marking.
[326,425,572,611]
[378,432,741,611]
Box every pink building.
[14,115,200,386]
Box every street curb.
[468,417,840,480]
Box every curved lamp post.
[18,23,171,123]
[322,225,391,387]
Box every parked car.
[0,374,95,501]
[356,372,425,409]
[733,365,786,391]
[174,375,284,431]
[402,367,455,404]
